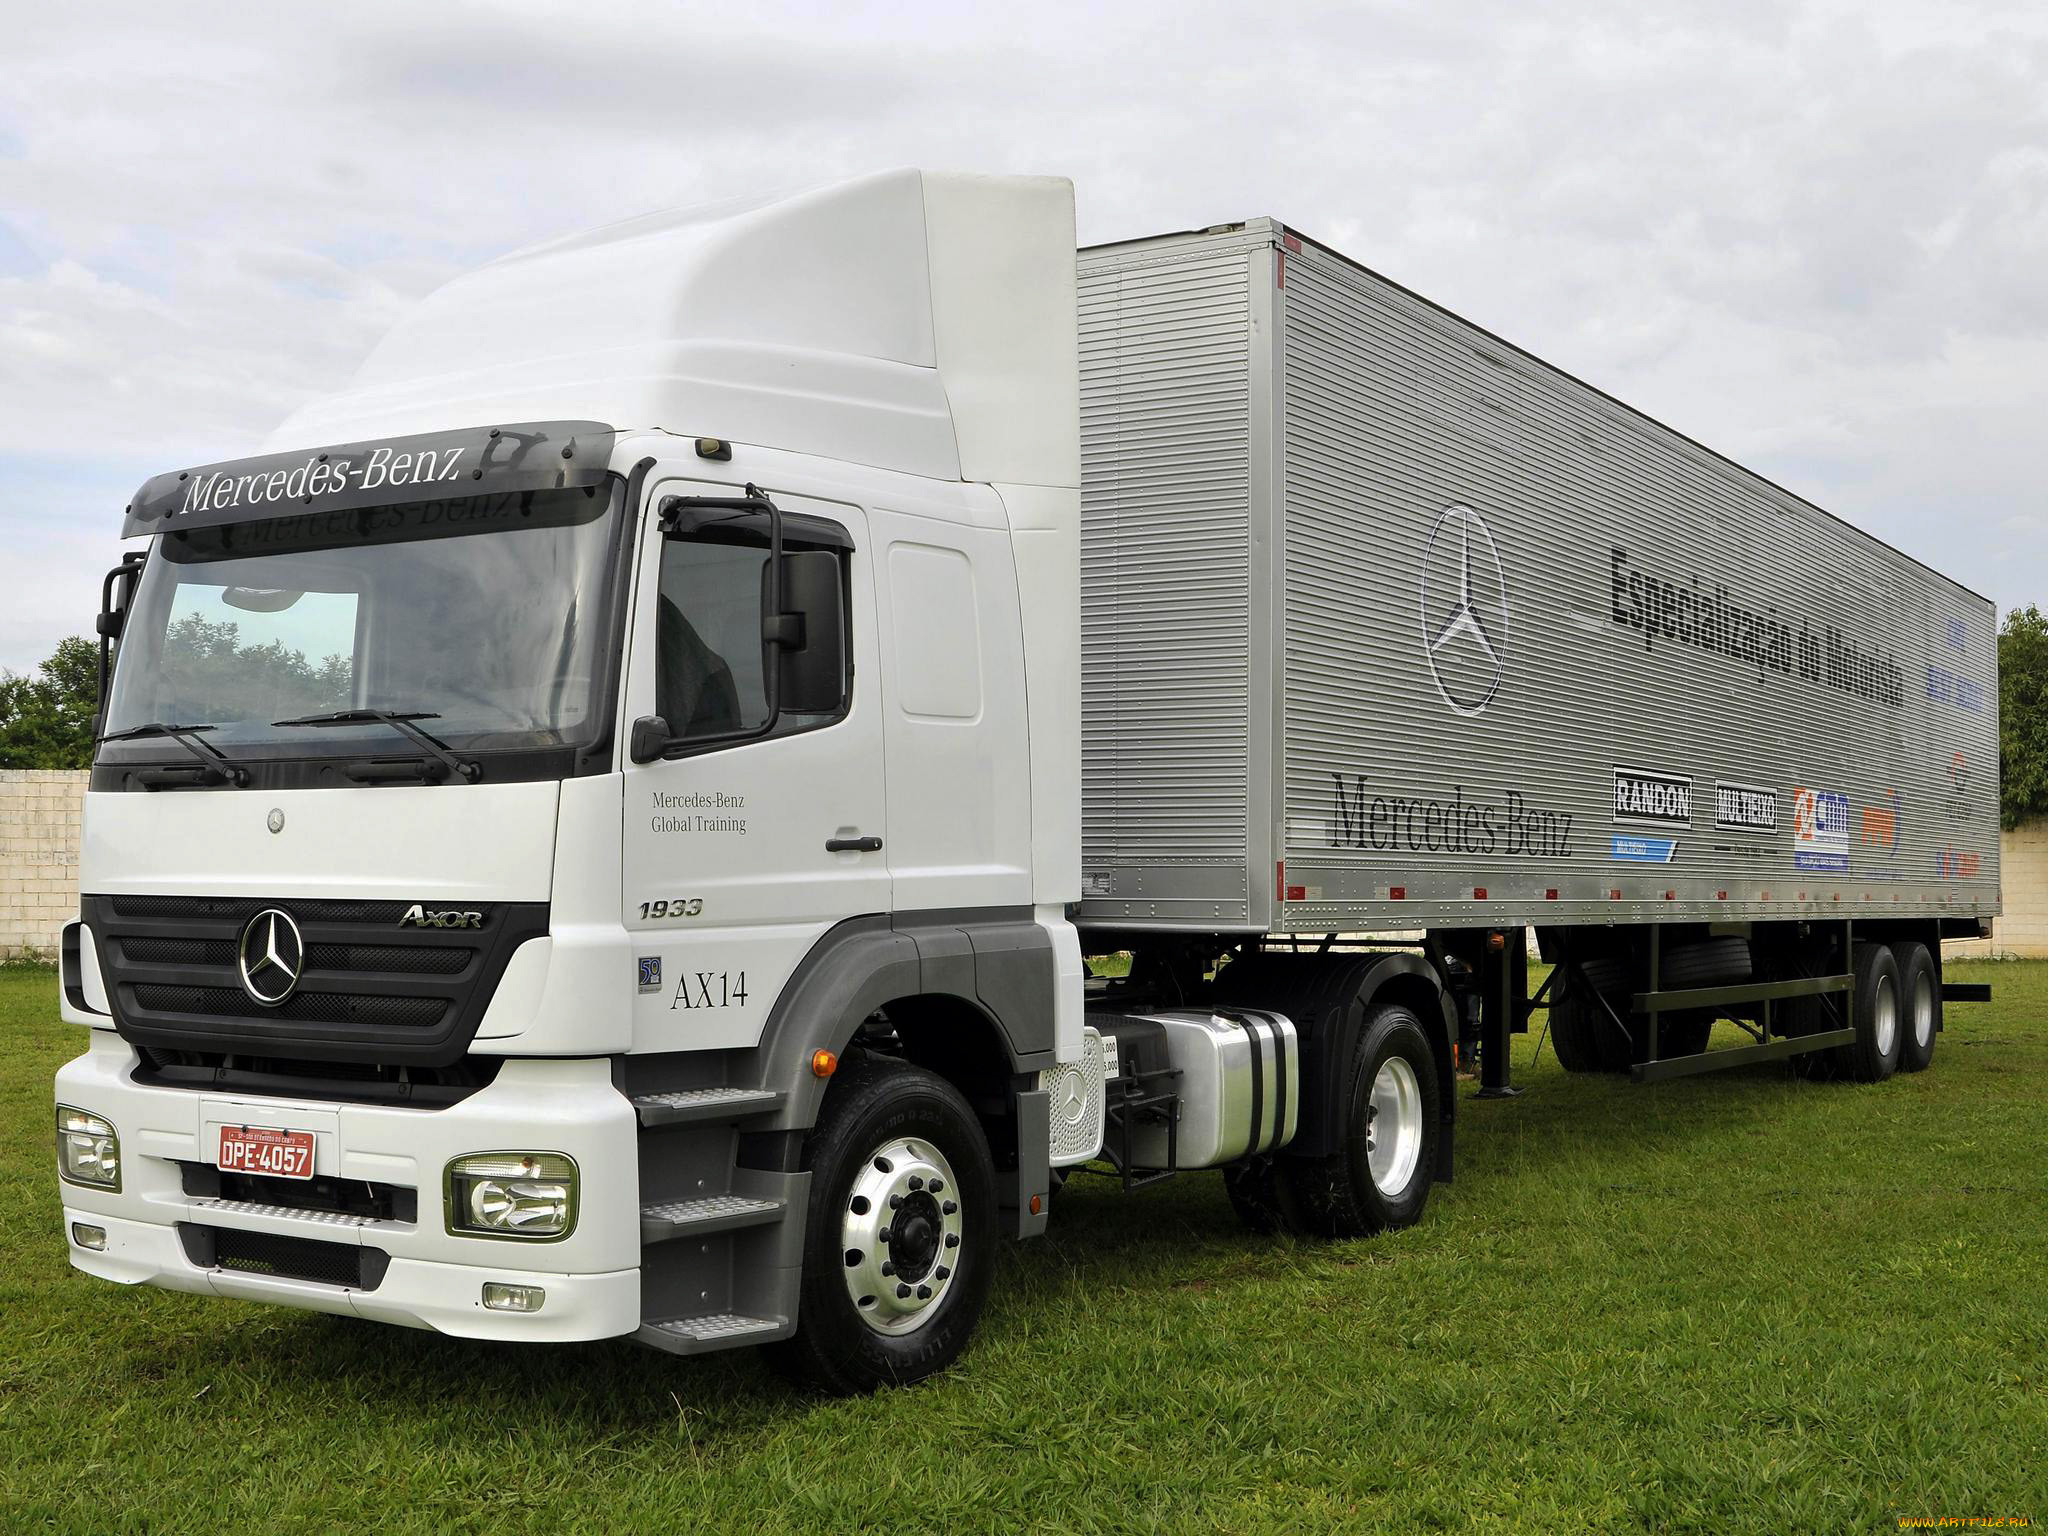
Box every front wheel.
[765,1052,996,1394]
[1284,1004,1441,1237]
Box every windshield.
[102,482,623,760]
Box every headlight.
[57,1106,120,1191]
[445,1152,577,1241]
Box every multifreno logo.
[1792,786,1850,873]
[1420,504,1507,717]
[1714,781,1778,833]
[1613,768,1692,827]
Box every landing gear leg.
[1476,927,1526,1100]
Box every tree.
[0,636,99,769]
[2002,605,2048,828]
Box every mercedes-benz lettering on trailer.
[55,172,1999,1392]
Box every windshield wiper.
[271,708,483,783]
[97,722,249,787]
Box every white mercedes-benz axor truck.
[55,171,2000,1392]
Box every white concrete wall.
[1947,819,2048,959]
[0,770,89,960]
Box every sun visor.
[124,420,615,537]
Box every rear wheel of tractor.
[1833,942,1904,1083]
[1283,1004,1440,1238]
[1894,941,1939,1073]
[764,1052,997,1395]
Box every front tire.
[765,1052,996,1394]
[1283,1004,1441,1237]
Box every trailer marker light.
[1717,891,1728,901]
[71,1222,107,1251]
[1609,889,1622,901]
[1664,890,1675,901]
[1761,890,1771,901]
[1030,1194,1044,1216]
[811,1049,838,1078]
[1545,889,1559,901]
[1389,887,1405,901]
[1473,887,1488,900]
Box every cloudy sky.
[2,0,2043,675]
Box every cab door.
[620,477,886,1050]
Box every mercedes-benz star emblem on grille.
[237,908,305,1007]
[1420,503,1508,717]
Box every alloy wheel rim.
[840,1136,963,1336]
[1366,1056,1424,1196]
[1874,974,1899,1058]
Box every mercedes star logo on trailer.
[237,908,305,1006]
[1420,504,1508,716]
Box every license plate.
[217,1125,315,1180]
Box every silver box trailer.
[1075,220,2001,937]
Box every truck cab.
[57,171,1097,1390]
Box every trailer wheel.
[1284,1004,1440,1237]
[1548,957,1630,1073]
[1832,942,1904,1083]
[765,1051,996,1394]
[1894,941,1939,1073]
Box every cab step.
[640,1194,786,1242]
[636,1312,789,1354]
[630,1087,785,1128]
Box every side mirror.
[95,552,146,730]
[766,551,845,715]
[628,714,671,764]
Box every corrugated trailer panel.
[1079,231,1269,926]
[1074,221,2001,935]
[1276,235,1999,930]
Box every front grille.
[112,895,419,924]
[180,1225,390,1290]
[136,1047,501,1107]
[88,892,549,1067]
[122,936,472,976]
[134,985,447,1028]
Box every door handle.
[826,835,884,853]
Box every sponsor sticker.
[1613,768,1692,828]
[1792,786,1850,872]
[1714,781,1778,834]
[1611,834,1678,863]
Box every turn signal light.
[811,1049,838,1078]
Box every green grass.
[4,962,2045,1533]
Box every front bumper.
[55,1032,640,1342]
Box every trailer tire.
[1894,941,1939,1073]
[1548,957,1631,1073]
[1282,1004,1440,1238]
[765,1051,997,1395]
[1832,942,1904,1083]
